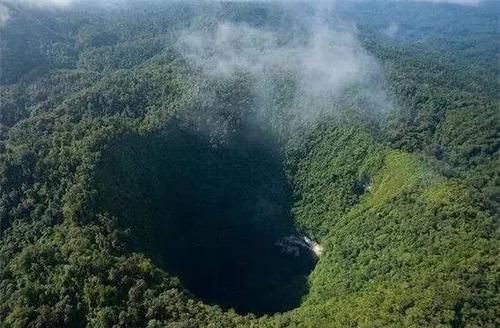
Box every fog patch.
[176,4,391,129]
[383,22,399,38]
[1,0,77,8]
[0,4,10,26]
[408,0,480,5]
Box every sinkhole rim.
[92,121,320,315]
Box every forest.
[0,0,498,327]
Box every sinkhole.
[93,118,317,315]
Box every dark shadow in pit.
[93,118,316,315]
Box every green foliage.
[0,1,498,327]
[77,38,166,72]
[287,123,384,239]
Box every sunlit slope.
[282,126,498,327]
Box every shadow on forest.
[94,118,316,315]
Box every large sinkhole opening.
[94,118,317,315]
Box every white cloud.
[382,22,399,38]
[0,0,483,10]
[3,0,77,8]
[176,5,390,124]
[398,0,480,5]
[0,4,10,26]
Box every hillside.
[0,1,498,327]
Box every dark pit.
[93,118,316,315]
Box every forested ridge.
[0,1,498,327]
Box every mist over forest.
[0,0,498,327]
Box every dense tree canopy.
[0,1,498,327]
